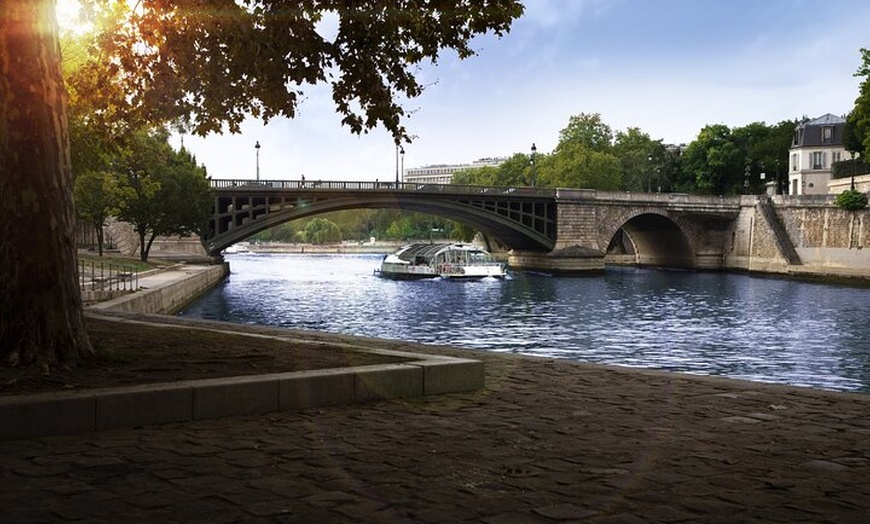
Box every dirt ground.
[0,313,405,396]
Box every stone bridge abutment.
[508,190,741,274]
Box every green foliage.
[846,48,870,155]
[83,0,524,141]
[612,128,667,192]
[73,170,120,255]
[679,125,742,194]
[834,189,869,211]
[299,218,342,244]
[451,166,492,186]
[540,145,621,190]
[556,113,613,153]
[531,113,621,190]
[114,128,213,261]
[385,216,418,240]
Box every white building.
[404,157,507,185]
[788,114,850,195]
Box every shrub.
[834,189,869,211]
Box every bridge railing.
[210,179,556,197]
[555,188,743,204]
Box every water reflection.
[179,253,870,393]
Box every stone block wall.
[553,194,601,251]
[725,196,869,278]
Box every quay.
[1,266,869,522]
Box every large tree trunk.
[0,0,93,368]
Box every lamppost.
[400,146,405,184]
[744,162,750,194]
[255,141,261,181]
[850,152,856,191]
[394,143,400,186]
[647,154,653,193]
[759,161,766,195]
[775,159,781,194]
[530,143,537,187]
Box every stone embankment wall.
[102,219,209,259]
[723,196,869,279]
[88,263,229,315]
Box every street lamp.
[255,141,261,181]
[530,143,537,187]
[775,159,781,194]
[744,162,750,194]
[850,152,856,191]
[400,146,405,184]
[395,143,400,186]
[647,154,653,193]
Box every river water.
[179,253,870,393]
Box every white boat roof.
[392,243,489,261]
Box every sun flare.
[55,0,91,34]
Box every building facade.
[404,157,507,185]
[788,113,850,195]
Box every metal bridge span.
[205,179,558,255]
[205,179,745,273]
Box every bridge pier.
[508,246,605,275]
[693,251,725,270]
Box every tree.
[89,0,523,140]
[680,124,744,195]
[452,165,498,186]
[556,113,613,153]
[539,113,621,190]
[612,128,664,192]
[1,0,523,369]
[300,218,342,244]
[74,170,120,256]
[540,143,622,190]
[1,1,93,367]
[846,48,870,155]
[114,129,212,261]
[733,120,795,194]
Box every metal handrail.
[209,179,557,197]
[78,260,139,292]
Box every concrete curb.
[0,353,483,441]
[0,262,487,441]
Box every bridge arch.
[602,210,695,268]
[205,184,557,255]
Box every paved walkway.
[2,338,869,523]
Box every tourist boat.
[222,242,251,255]
[376,243,507,280]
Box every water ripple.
[180,254,870,393]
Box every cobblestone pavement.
[2,350,869,523]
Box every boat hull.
[376,242,507,280]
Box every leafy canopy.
[79,0,524,141]
[113,128,213,261]
[846,48,870,155]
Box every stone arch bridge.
[205,180,744,273]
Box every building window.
[822,126,833,143]
[833,151,842,163]
[791,153,798,171]
[812,151,824,170]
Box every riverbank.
[3,312,870,522]
[243,240,403,254]
[3,256,870,521]
[86,262,229,315]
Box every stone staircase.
[757,198,802,265]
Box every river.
[179,253,870,393]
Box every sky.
[59,0,870,182]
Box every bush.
[834,189,869,211]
